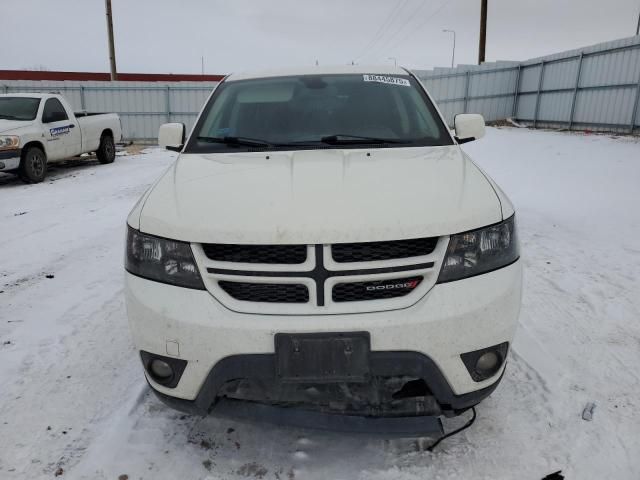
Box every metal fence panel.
[515,93,538,120]
[414,35,640,133]
[519,64,543,92]
[0,79,217,141]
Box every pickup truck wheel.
[97,135,116,164]
[19,146,47,183]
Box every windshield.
[0,97,41,121]
[186,74,453,152]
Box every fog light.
[140,351,188,389]
[460,342,509,382]
[150,359,173,379]
[476,352,499,374]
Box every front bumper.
[0,149,21,172]
[125,260,522,414]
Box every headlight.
[0,136,20,151]
[125,227,205,290]
[437,215,519,283]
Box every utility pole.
[388,57,397,67]
[443,29,456,68]
[478,0,487,64]
[105,0,118,80]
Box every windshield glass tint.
[187,74,452,152]
[0,97,41,121]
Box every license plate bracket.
[275,332,370,383]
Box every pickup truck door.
[41,98,81,160]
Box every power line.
[353,0,411,62]
[381,0,452,57]
[368,0,433,60]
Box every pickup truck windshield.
[0,97,41,121]
[187,74,453,152]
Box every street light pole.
[388,57,398,67]
[443,29,456,68]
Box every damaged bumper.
[148,350,505,418]
[126,259,521,419]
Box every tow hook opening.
[392,378,431,399]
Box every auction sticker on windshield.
[363,74,410,87]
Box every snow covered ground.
[1,127,639,479]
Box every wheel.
[19,146,47,183]
[97,134,116,164]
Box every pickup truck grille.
[219,281,309,303]
[331,238,438,263]
[202,243,307,264]
[195,238,445,315]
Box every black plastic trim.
[147,350,506,417]
[202,243,307,264]
[331,237,438,263]
[0,149,21,160]
[202,398,444,436]
[219,280,309,303]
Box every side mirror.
[454,114,485,144]
[159,123,186,152]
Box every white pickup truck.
[0,93,122,183]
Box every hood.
[136,146,502,244]
[0,119,34,134]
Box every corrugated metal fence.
[0,80,218,141]
[414,35,640,133]
[2,35,639,140]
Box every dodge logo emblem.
[366,279,420,291]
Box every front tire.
[19,146,47,183]
[97,134,116,164]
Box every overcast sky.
[2,0,639,74]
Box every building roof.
[0,70,225,82]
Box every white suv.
[125,66,522,421]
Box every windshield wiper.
[196,136,274,148]
[0,114,22,120]
[320,134,409,145]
